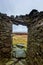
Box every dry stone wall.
[17,10,43,65]
[0,10,43,65]
[15,10,43,65]
[26,18,43,65]
[0,18,12,58]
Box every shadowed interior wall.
[26,19,43,65]
[0,19,12,58]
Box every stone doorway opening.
[12,24,28,48]
[12,24,28,56]
[11,24,28,65]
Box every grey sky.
[12,24,28,33]
[0,0,43,32]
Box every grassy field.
[12,34,27,47]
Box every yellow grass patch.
[12,34,27,47]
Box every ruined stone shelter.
[0,9,43,65]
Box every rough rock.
[0,18,12,58]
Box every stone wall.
[14,10,43,65]
[0,10,43,65]
[26,18,43,65]
[0,18,12,59]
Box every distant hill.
[12,32,28,36]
